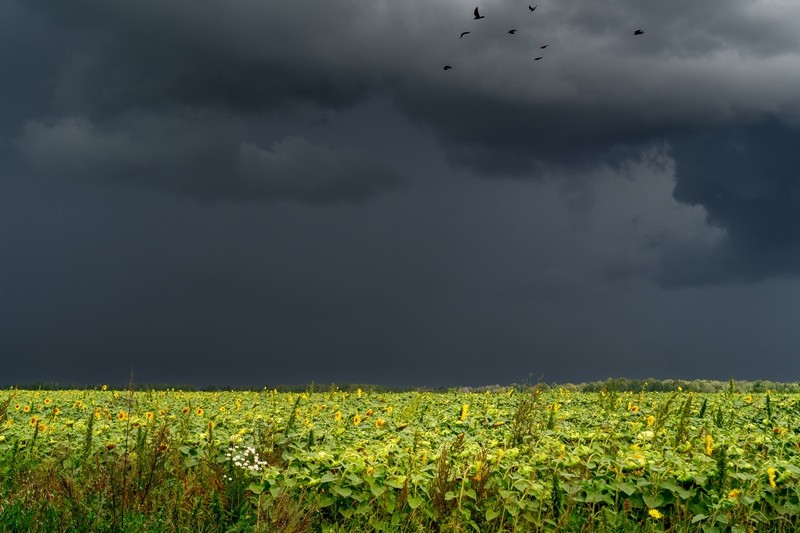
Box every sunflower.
[767,467,777,489]
[196,408,204,417]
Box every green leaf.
[642,493,664,509]
[317,495,335,508]
[615,482,637,496]
[319,472,337,483]
[504,503,520,517]
[485,507,501,521]
[691,514,707,524]
[661,480,694,500]
[407,495,423,509]
[347,473,364,486]
[332,486,352,498]
[246,483,263,495]
[370,484,386,497]
[385,475,406,489]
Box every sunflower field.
[1,385,799,532]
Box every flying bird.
[540,44,549,49]
[529,5,537,11]
[473,7,485,19]
[460,31,471,38]
[634,29,644,35]
[534,56,543,60]
[443,65,453,70]
[508,29,517,34]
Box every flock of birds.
[442,5,644,70]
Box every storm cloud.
[3,0,800,386]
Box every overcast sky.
[3,0,800,387]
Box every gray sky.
[3,0,800,387]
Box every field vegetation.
[1,379,799,532]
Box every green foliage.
[1,387,800,531]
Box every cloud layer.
[12,0,800,284]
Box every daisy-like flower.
[181,406,190,415]
[646,415,655,427]
[117,411,129,421]
[745,394,753,404]
[22,405,30,413]
[375,418,385,429]
[460,403,469,421]
[648,509,663,519]
[53,407,61,416]
[145,412,154,421]
[365,409,373,417]
[43,397,51,405]
[353,414,361,426]
[334,411,342,422]
[705,434,713,455]
[196,408,204,416]
[727,489,741,499]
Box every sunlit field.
[1,383,799,532]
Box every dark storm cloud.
[18,114,402,204]
[653,119,800,285]
[13,0,405,204]
[9,0,800,282]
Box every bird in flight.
[634,29,644,35]
[539,44,549,49]
[508,29,517,35]
[473,7,485,20]
[460,31,471,38]
[534,56,543,60]
[529,5,537,11]
[443,65,453,70]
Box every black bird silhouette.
[534,56,543,60]
[634,29,644,35]
[529,5,537,11]
[460,31,471,38]
[508,29,517,34]
[443,65,452,70]
[540,44,549,49]
[473,7,485,19]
